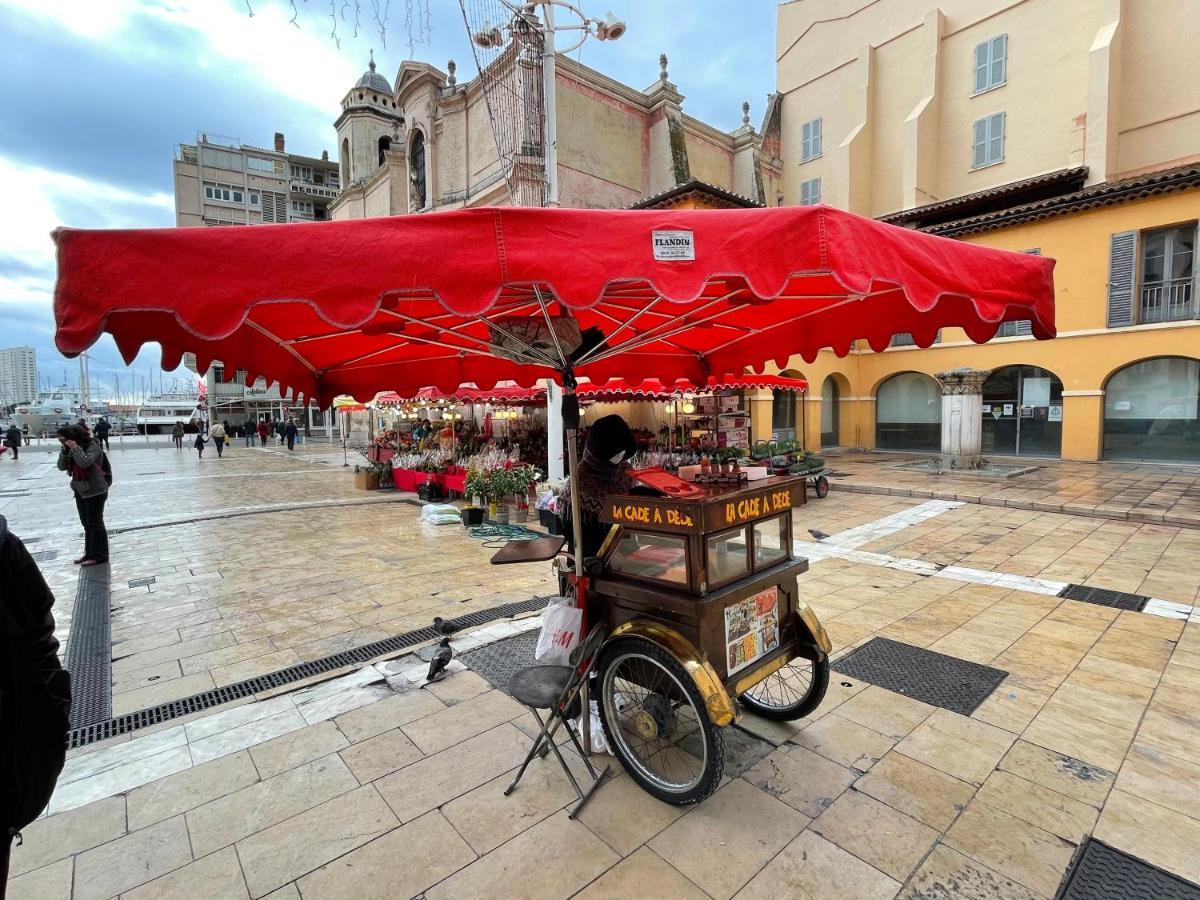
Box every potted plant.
[353,463,380,491]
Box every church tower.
[334,52,405,187]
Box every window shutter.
[990,113,1006,163]
[973,119,988,168]
[814,118,822,156]
[991,35,1007,85]
[1107,230,1137,327]
[974,42,989,93]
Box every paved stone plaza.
[3,440,1200,899]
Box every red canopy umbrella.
[52,204,1055,615]
[53,205,1053,408]
[578,374,809,401]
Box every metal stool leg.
[504,709,554,797]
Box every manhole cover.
[1056,837,1200,900]
[833,637,1007,716]
[1059,584,1148,612]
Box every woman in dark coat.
[0,515,72,894]
[557,414,638,560]
[55,424,109,566]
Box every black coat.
[0,515,72,834]
[2,426,19,448]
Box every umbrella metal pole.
[564,424,591,754]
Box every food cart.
[590,473,828,801]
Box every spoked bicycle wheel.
[596,636,723,805]
[739,655,829,720]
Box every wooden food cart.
[580,474,832,803]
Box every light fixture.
[594,12,626,40]
[472,24,504,48]
[682,401,695,414]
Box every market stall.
[52,203,1056,795]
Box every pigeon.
[426,636,454,683]
[432,616,458,636]
[808,528,831,541]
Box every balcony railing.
[1140,278,1195,323]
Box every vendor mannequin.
[558,414,637,560]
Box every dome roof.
[355,54,392,94]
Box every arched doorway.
[821,376,840,447]
[1103,357,1200,462]
[982,365,1063,457]
[875,372,940,452]
[377,135,392,166]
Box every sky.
[0,0,779,400]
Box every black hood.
[0,514,8,544]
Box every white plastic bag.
[535,596,581,665]
[572,698,611,756]
[420,503,462,525]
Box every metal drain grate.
[29,549,59,562]
[0,490,30,497]
[66,595,547,748]
[65,564,112,728]
[1059,584,1149,612]
[833,637,1008,716]
[1056,838,1200,900]
[135,471,167,476]
[127,576,156,588]
[460,630,544,693]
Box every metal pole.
[564,418,591,753]
[542,2,559,207]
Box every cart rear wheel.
[739,655,829,721]
[596,636,724,805]
[814,475,830,499]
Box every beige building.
[765,0,1200,464]
[173,132,340,227]
[331,52,781,218]
[0,345,38,408]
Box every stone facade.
[331,53,781,218]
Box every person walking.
[21,424,30,446]
[243,418,255,447]
[55,424,109,567]
[0,514,73,895]
[171,420,184,450]
[284,417,298,451]
[93,417,111,451]
[3,424,20,462]
[194,429,207,460]
[210,421,226,458]
[257,418,269,447]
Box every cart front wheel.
[739,655,829,721]
[814,475,830,499]
[597,636,724,805]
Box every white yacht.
[134,392,203,434]
[11,387,90,435]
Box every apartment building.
[172,132,340,227]
[0,345,38,408]
[764,0,1200,462]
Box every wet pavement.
[4,443,1200,899]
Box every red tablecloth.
[391,468,467,494]
[368,446,396,464]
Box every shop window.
[771,388,796,441]
[800,177,821,206]
[801,117,822,161]
[875,372,941,452]
[982,365,1063,458]
[972,112,1006,168]
[1103,357,1200,462]
[973,34,1007,94]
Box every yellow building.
[768,0,1200,463]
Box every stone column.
[934,368,990,469]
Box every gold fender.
[796,598,833,655]
[608,620,738,727]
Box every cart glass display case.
[595,475,816,686]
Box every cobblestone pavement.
[822,451,1200,526]
[5,445,1200,899]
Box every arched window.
[340,138,350,185]
[377,135,392,167]
[875,372,941,452]
[410,131,426,209]
[820,376,840,447]
[981,365,1063,457]
[1103,357,1200,461]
